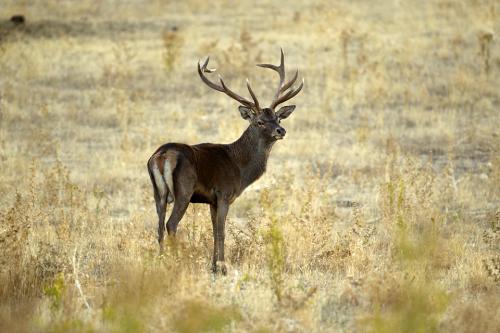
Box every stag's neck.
[228,125,276,188]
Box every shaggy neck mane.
[228,125,275,189]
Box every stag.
[147,50,303,274]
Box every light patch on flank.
[164,159,175,203]
[152,162,167,203]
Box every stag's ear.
[238,106,254,120]
[276,105,296,120]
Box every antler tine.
[198,57,224,92]
[270,78,304,109]
[246,79,260,111]
[198,57,260,110]
[280,69,298,94]
[257,49,304,109]
[257,48,285,100]
[201,57,216,73]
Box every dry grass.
[0,0,499,332]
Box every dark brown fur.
[147,51,302,274]
[10,15,25,25]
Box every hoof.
[212,261,227,275]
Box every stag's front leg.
[210,201,228,275]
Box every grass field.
[0,0,499,332]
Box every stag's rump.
[148,143,195,203]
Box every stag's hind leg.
[165,157,196,236]
[148,158,169,251]
[155,195,169,251]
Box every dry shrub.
[222,28,262,70]
[0,160,94,332]
[0,161,79,301]
[173,300,241,333]
[442,292,500,333]
[163,28,184,73]
[98,259,179,333]
[227,218,262,266]
[362,151,461,332]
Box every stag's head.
[198,49,303,141]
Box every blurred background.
[0,1,498,332]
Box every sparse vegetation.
[0,0,499,332]
[163,28,184,73]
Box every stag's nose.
[274,127,286,139]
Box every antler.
[198,57,260,111]
[257,48,304,109]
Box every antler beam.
[198,57,261,112]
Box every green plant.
[264,216,286,303]
[43,273,66,311]
[365,155,452,332]
[173,301,240,333]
